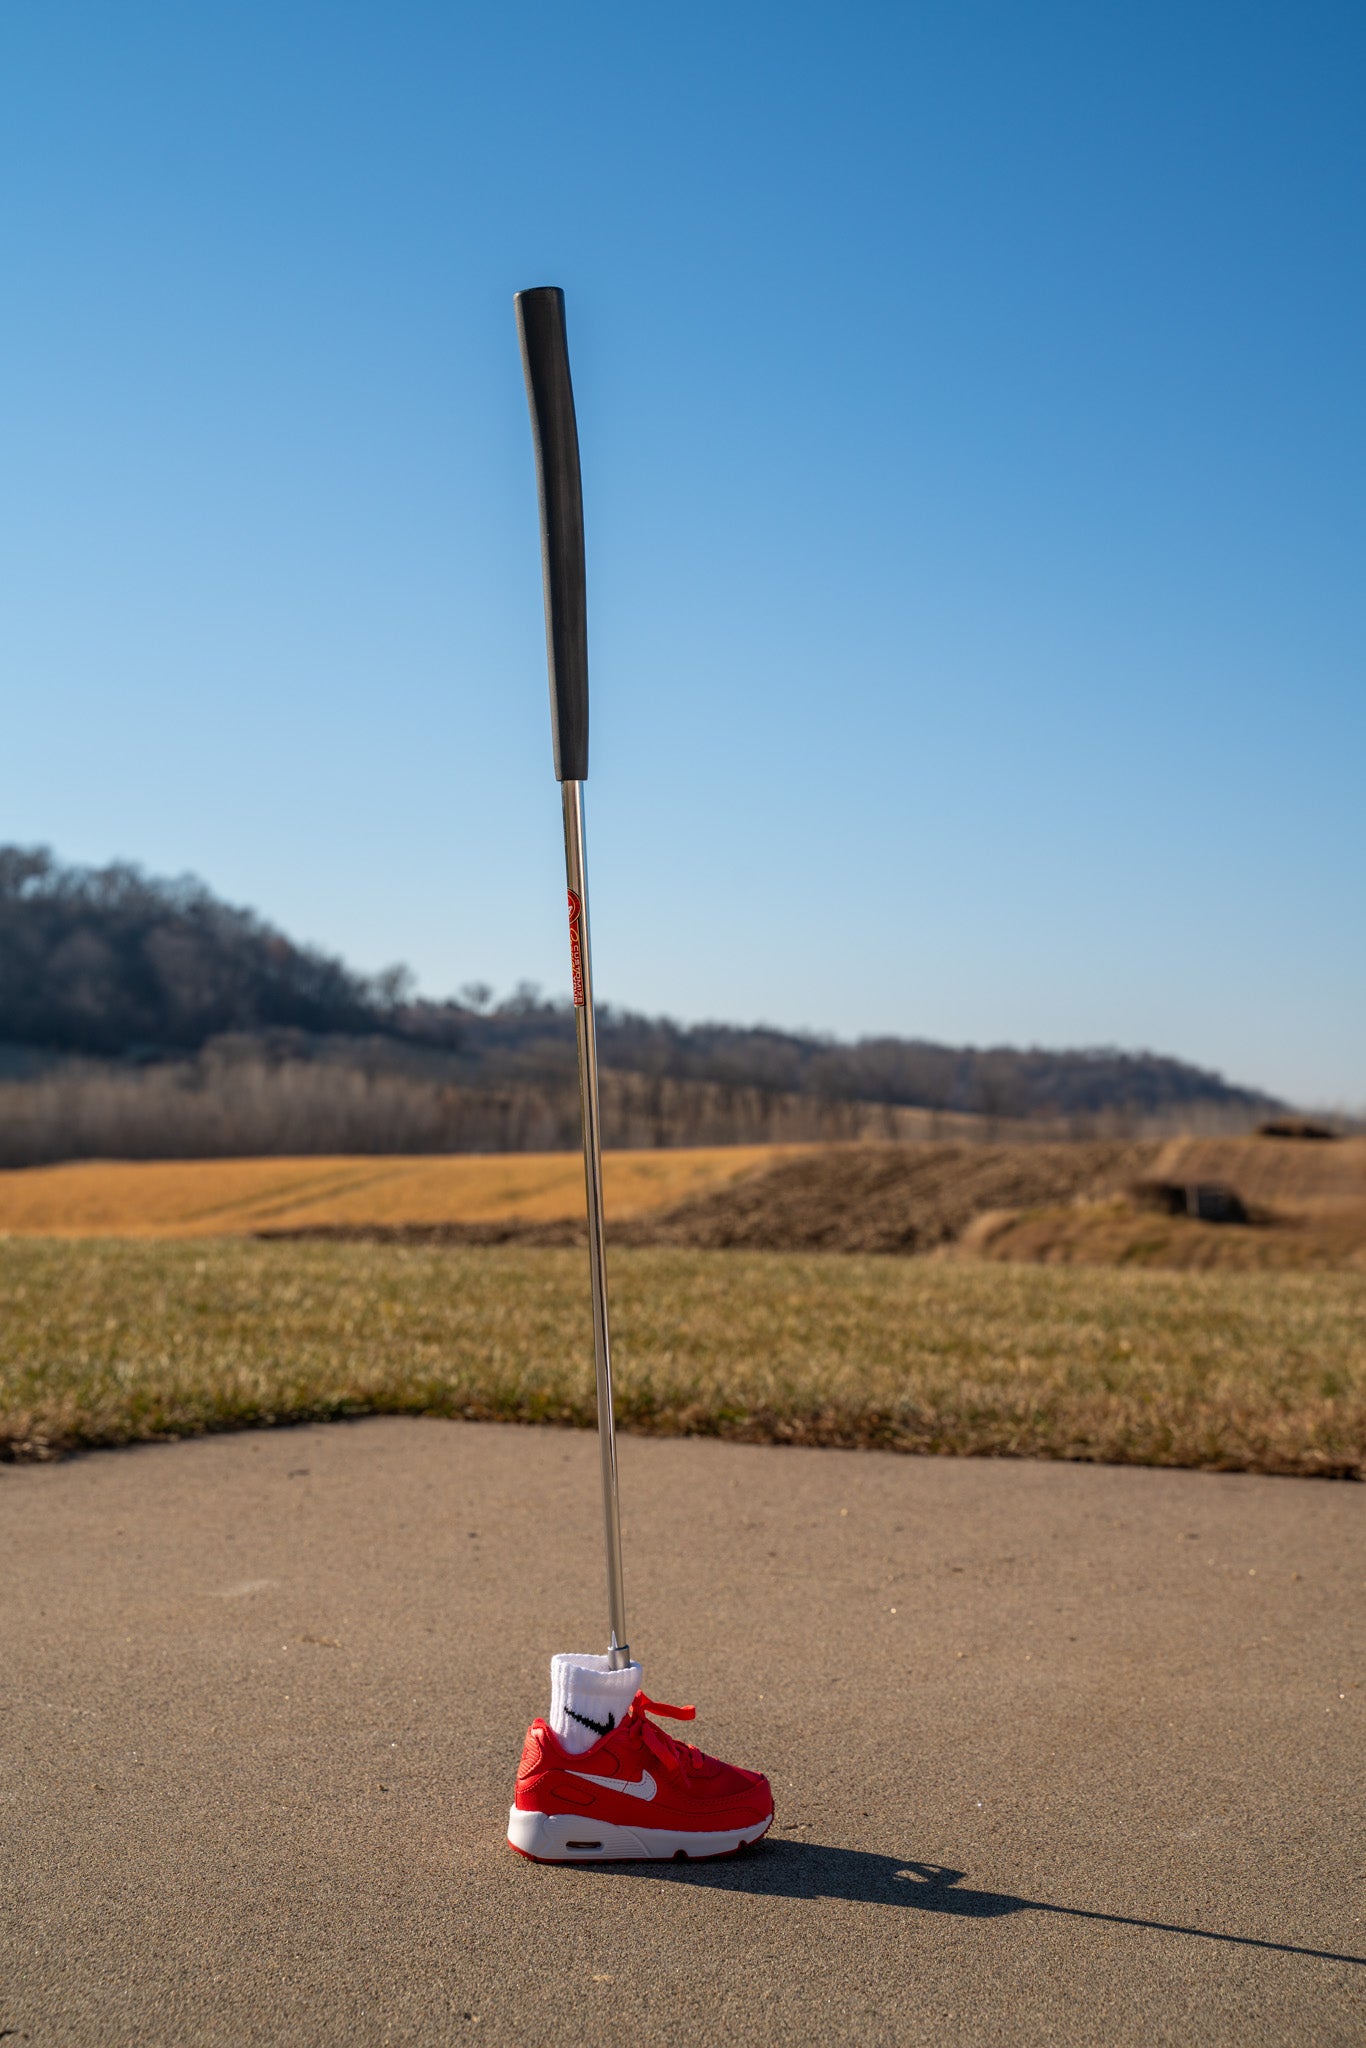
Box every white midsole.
[508,1805,773,1862]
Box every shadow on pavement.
[590,1841,1366,1967]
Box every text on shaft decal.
[567,890,585,1008]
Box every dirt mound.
[965,1201,1366,1270]
[612,1141,1160,1255]
[1152,1134,1366,1213]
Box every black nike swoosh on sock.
[566,1707,616,1739]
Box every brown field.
[0,1145,800,1238]
[0,1134,1361,1269]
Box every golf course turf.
[2,1238,1361,1476]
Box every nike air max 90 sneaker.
[508,1691,774,1861]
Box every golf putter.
[515,286,630,1673]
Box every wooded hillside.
[0,847,1280,1159]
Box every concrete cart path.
[2,1419,1363,2047]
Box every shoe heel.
[508,1807,624,1860]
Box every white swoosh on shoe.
[566,1767,658,1802]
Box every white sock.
[548,1652,642,1754]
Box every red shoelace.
[632,1692,708,1774]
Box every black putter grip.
[515,287,589,782]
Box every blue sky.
[1,1,1362,1106]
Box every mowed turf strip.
[1,1238,1362,1476]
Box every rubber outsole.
[507,1805,774,1863]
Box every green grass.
[1,1238,1363,1476]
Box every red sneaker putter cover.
[509,1692,774,1863]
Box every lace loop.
[638,1693,696,1722]
[632,1691,703,1773]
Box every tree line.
[0,845,406,1054]
[0,846,1278,1137]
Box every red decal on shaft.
[567,890,586,1008]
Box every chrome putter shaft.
[516,285,630,1671]
[561,780,629,1666]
